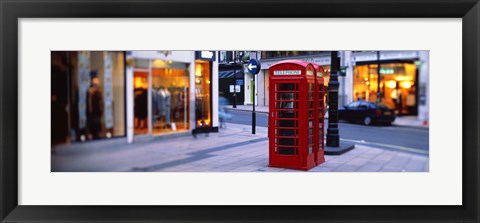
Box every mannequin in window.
[157,87,171,129]
[151,85,159,127]
[87,74,103,139]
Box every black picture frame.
[1,0,479,222]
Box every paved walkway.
[226,105,429,129]
[52,123,429,172]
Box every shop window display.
[195,60,212,128]
[353,63,417,115]
[132,60,190,136]
[151,61,190,134]
[51,51,126,146]
[133,72,149,135]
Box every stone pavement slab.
[52,123,429,172]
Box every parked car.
[338,100,396,126]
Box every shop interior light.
[195,64,203,76]
[387,80,397,89]
[134,77,143,88]
[395,76,413,81]
[401,81,412,89]
[152,59,168,68]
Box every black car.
[338,100,396,126]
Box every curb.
[225,108,429,129]
[225,108,268,114]
[392,124,429,130]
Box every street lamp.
[232,51,237,108]
[325,51,355,155]
[326,51,340,147]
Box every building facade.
[126,51,219,142]
[250,51,429,123]
[218,51,248,106]
[51,50,220,147]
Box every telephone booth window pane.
[278,83,296,91]
[318,82,325,151]
[279,147,297,155]
[274,83,299,156]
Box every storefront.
[51,51,126,146]
[218,63,245,106]
[353,62,418,115]
[350,50,427,116]
[126,51,219,142]
[253,50,428,122]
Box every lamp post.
[247,57,261,134]
[326,51,340,147]
[232,51,237,108]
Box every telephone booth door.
[270,80,302,167]
[268,60,319,171]
[313,64,326,165]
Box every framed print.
[1,0,479,222]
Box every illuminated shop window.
[353,63,417,115]
[195,60,212,128]
[150,60,190,135]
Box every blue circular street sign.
[247,59,261,75]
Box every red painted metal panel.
[268,60,322,171]
[312,63,326,165]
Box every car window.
[358,102,370,109]
[347,101,360,108]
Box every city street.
[225,109,429,155]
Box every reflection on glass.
[51,51,126,146]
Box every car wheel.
[363,116,372,126]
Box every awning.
[219,69,244,79]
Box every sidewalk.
[52,123,429,172]
[225,105,429,129]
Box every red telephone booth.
[312,63,326,165]
[268,60,319,171]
